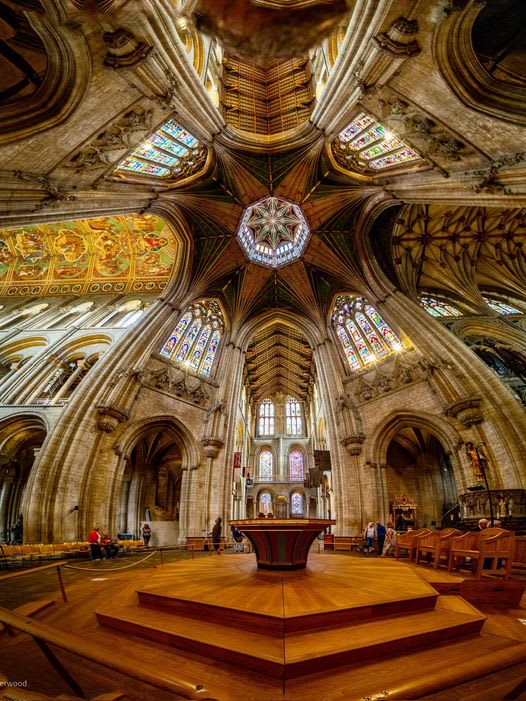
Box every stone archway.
[385,427,457,530]
[0,414,47,543]
[120,428,183,545]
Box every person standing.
[212,517,222,555]
[142,523,152,547]
[88,526,102,560]
[363,522,376,555]
[376,521,386,556]
[381,523,398,557]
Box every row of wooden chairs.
[0,541,145,564]
[395,527,519,579]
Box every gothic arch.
[0,413,48,542]
[113,415,200,468]
[451,318,526,352]
[434,2,526,126]
[368,410,463,469]
[0,1,91,145]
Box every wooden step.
[97,596,485,680]
[283,599,486,678]
[96,604,285,678]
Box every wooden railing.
[0,561,69,602]
[0,607,214,700]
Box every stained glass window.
[285,397,303,435]
[258,452,273,481]
[258,399,274,436]
[259,491,272,513]
[483,298,522,315]
[159,300,223,378]
[291,492,304,516]
[332,295,403,372]
[289,450,304,481]
[115,118,207,181]
[334,111,421,171]
[420,296,462,318]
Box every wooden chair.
[395,528,430,562]
[449,528,514,579]
[512,535,526,574]
[415,528,460,568]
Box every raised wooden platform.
[96,554,489,680]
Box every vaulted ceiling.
[244,322,314,401]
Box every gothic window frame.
[288,447,305,482]
[159,299,224,379]
[419,295,463,318]
[257,448,274,482]
[290,490,305,517]
[332,294,403,372]
[257,398,275,437]
[257,489,273,515]
[483,297,524,316]
[285,396,303,436]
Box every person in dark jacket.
[212,517,222,555]
[376,521,386,555]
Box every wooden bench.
[415,528,460,569]
[448,527,514,579]
[395,528,430,562]
[512,535,526,573]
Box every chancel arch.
[0,414,47,543]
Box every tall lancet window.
[160,300,224,378]
[259,450,273,481]
[258,398,274,436]
[289,450,304,481]
[285,397,302,435]
[332,295,403,372]
[420,296,462,318]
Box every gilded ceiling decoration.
[391,204,526,304]
[0,214,178,297]
[245,322,314,400]
[220,55,314,134]
[237,196,310,268]
[114,118,208,181]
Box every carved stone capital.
[444,397,483,427]
[97,404,128,433]
[201,437,224,459]
[341,433,366,456]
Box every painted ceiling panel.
[0,214,178,297]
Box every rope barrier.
[63,548,158,571]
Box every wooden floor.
[2,551,526,700]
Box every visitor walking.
[142,523,152,547]
[88,526,102,560]
[212,516,222,555]
[376,521,386,555]
[363,522,376,555]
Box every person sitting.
[101,534,119,559]
[232,527,244,552]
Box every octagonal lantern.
[236,195,311,268]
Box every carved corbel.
[201,437,224,459]
[445,397,483,427]
[373,17,421,57]
[97,404,128,433]
[341,434,366,456]
[103,29,153,69]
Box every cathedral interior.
[0,0,526,699]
